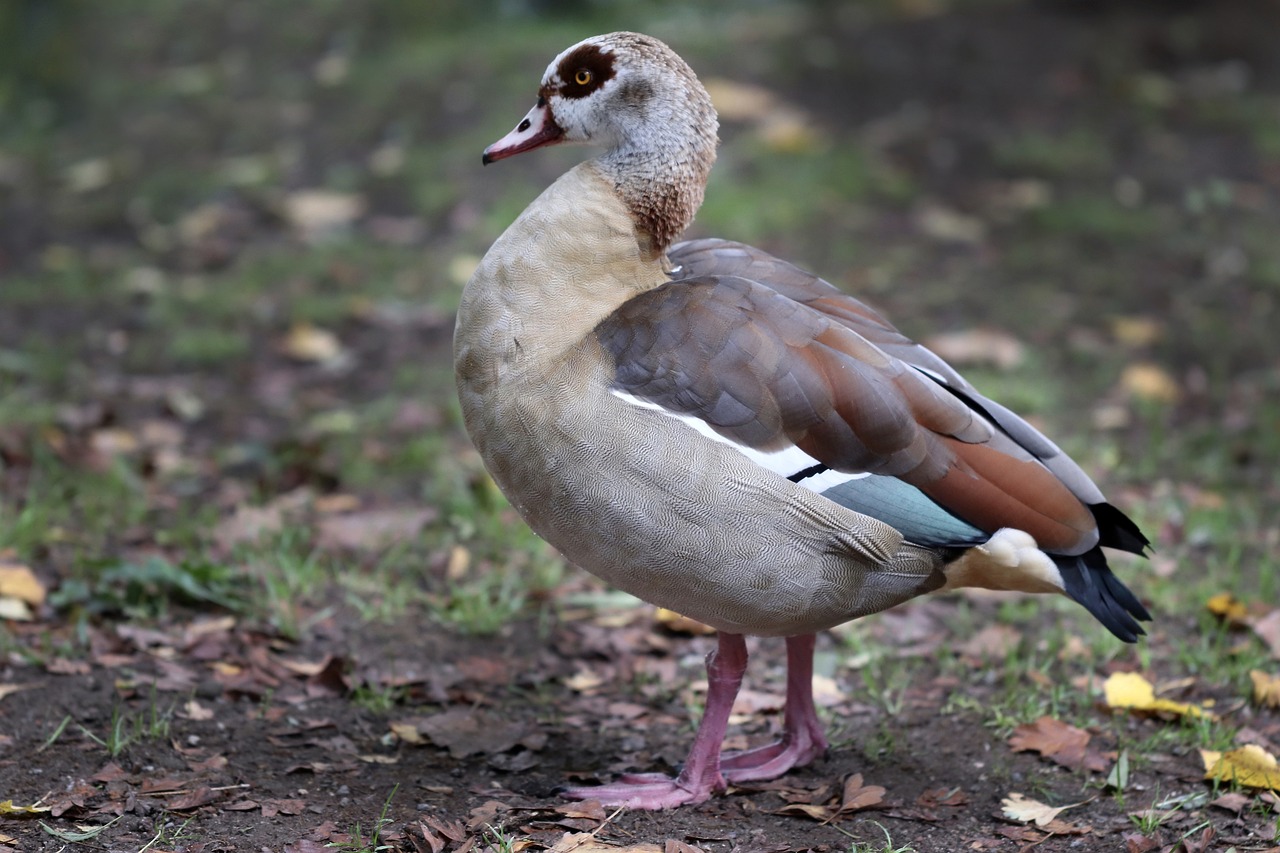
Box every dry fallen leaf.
[180,699,214,721]
[839,773,886,813]
[916,203,987,244]
[1000,792,1083,827]
[316,508,435,551]
[1009,716,1109,773]
[0,683,38,702]
[654,608,716,636]
[1251,609,1280,659]
[0,799,50,816]
[1200,744,1280,792]
[1207,592,1251,625]
[1119,362,1180,403]
[958,623,1022,661]
[280,322,345,364]
[282,190,365,241]
[0,563,45,605]
[546,832,659,853]
[415,708,531,758]
[923,328,1025,370]
[564,669,606,693]
[1103,671,1215,720]
[389,721,424,745]
[1251,670,1280,708]
[701,78,819,152]
[1110,316,1164,347]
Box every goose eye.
[574,69,592,86]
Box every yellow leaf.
[1200,744,1280,792]
[654,608,715,636]
[1119,362,1180,403]
[1251,671,1280,709]
[280,322,344,363]
[702,79,777,121]
[0,799,50,816]
[0,564,45,605]
[1110,316,1163,347]
[389,721,423,744]
[1102,671,1215,720]
[1206,592,1249,624]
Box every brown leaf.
[554,802,607,821]
[1181,825,1216,853]
[923,328,1024,370]
[996,825,1044,843]
[1253,610,1280,659]
[423,816,466,842]
[958,624,1022,661]
[316,508,435,551]
[283,842,331,853]
[917,787,968,808]
[466,800,509,832]
[772,803,836,821]
[306,655,349,697]
[92,763,129,783]
[263,798,307,817]
[664,842,706,853]
[417,821,447,853]
[1008,716,1109,772]
[416,708,531,758]
[1209,792,1251,814]
[1122,832,1161,853]
[839,773,886,813]
[546,832,656,853]
[168,786,224,811]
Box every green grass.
[326,784,399,853]
[74,690,175,758]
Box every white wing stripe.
[611,390,870,491]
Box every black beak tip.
[481,151,494,166]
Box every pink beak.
[482,100,565,165]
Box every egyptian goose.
[454,32,1150,809]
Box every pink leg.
[559,632,748,809]
[720,634,828,782]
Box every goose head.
[482,32,719,254]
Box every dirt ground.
[2,1,1279,852]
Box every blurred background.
[1,0,1277,654]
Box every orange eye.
[574,69,592,86]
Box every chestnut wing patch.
[597,274,1100,555]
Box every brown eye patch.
[555,43,616,99]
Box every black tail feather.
[1091,501,1151,556]
[1057,546,1152,643]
